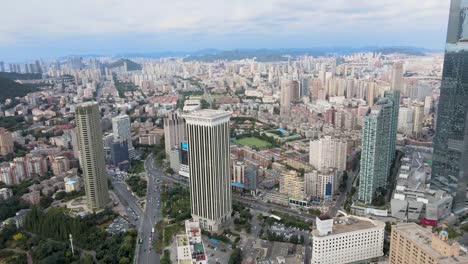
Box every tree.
[54,191,66,200]
[273,107,280,115]
[119,257,131,264]
[229,248,243,264]
[81,254,94,264]
[12,233,26,242]
[201,99,210,109]
[372,194,385,207]
[290,234,299,244]
[165,168,174,175]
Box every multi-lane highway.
[135,153,163,264]
[110,153,163,264]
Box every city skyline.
[0,1,467,263]
[0,0,450,61]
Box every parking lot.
[106,216,132,235]
[203,237,232,264]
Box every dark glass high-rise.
[432,0,468,212]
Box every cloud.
[0,0,451,59]
[0,0,450,37]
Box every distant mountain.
[77,46,435,62]
[0,77,37,102]
[0,72,42,80]
[117,49,221,59]
[182,47,431,62]
[106,59,142,71]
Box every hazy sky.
[0,0,450,61]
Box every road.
[109,169,143,227]
[135,153,163,264]
[128,156,324,264]
[158,174,316,222]
[328,169,359,217]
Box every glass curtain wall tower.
[432,0,468,211]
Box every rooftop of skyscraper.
[183,109,231,124]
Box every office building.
[305,169,338,201]
[110,140,129,167]
[279,170,307,206]
[398,107,415,135]
[179,141,189,177]
[0,61,4,72]
[112,114,135,159]
[280,79,299,115]
[183,110,232,232]
[169,148,181,173]
[34,60,42,74]
[389,223,468,264]
[75,102,110,211]
[50,156,70,176]
[391,62,404,91]
[0,128,14,156]
[358,97,395,204]
[384,90,400,164]
[244,165,258,193]
[411,102,425,138]
[309,136,347,172]
[164,112,186,156]
[311,214,385,264]
[232,161,245,184]
[432,0,468,211]
[138,128,164,146]
[176,219,208,264]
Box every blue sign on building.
[325,182,332,200]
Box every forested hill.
[0,77,37,102]
[107,59,142,71]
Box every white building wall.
[312,220,384,264]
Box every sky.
[0,0,451,62]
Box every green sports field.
[237,137,272,148]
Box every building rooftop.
[331,217,377,235]
[394,223,468,264]
[176,235,189,247]
[313,215,384,237]
[183,109,231,120]
[393,147,449,204]
[193,242,204,253]
[77,101,98,108]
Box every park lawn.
[237,137,272,148]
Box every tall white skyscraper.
[411,102,425,138]
[75,102,110,210]
[398,107,414,135]
[391,62,404,91]
[183,110,232,232]
[112,114,135,159]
